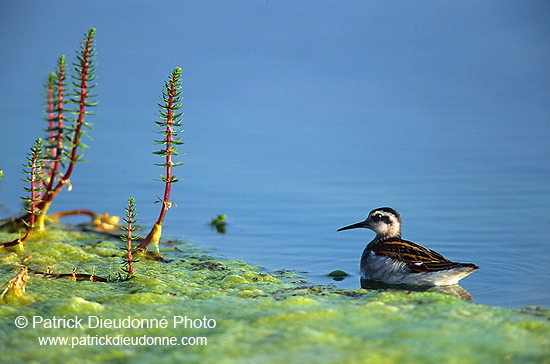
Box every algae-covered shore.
[1,228,548,363]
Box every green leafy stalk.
[138,67,184,252]
[35,56,68,232]
[21,139,46,234]
[34,29,97,226]
[44,56,67,192]
[44,72,56,161]
[63,27,98,180]
[0,139,46,248]
[0,29,98,235]
[37,72,56,213]
[120,197,139,277]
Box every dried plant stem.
[26,267,107,282]
[1,267,30,304]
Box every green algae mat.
[1,228,548,364]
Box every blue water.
[1,2,549,308]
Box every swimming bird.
[337,207,478,286]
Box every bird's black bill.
[337,221,365,232]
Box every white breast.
[361,250,412,284]
[361,250,472,286]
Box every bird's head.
[337,207,402,239]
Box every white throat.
[374,223,401,239]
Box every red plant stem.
[41,79,55,196]
[46,62,65,192]
[157,95,175,225]
[138,75,178,251]
[1,144,42,247]
[46,76,56,168]
[0,32,94,230]
[19,144,43,242]
[49,209,96,219]
[38,33,93,210]
[63,46,90,183]
[126,214,134,276]
[28,153,40,231]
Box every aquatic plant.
[209,214,228,234]
[26,266,108,282]
[61,28,97,188]
[138,67,184,252]
[48,209,119,232]
[19,139,46,240]
[43,56,67,211]
[0,139,46,248]
[37,28,98,224]
[0,32,188,280]
[1,28,97,232]
[120,197,139,278]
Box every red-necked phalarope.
[337,207,478,286]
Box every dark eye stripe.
[373,214,392,224]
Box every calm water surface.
[1,1,548,309]
[2,130,547,309]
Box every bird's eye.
[373,214,382,221]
